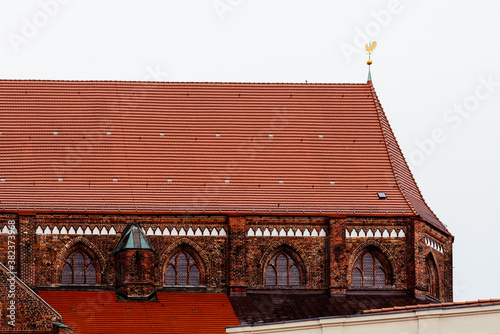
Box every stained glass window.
[265,252,301,286]
[352,251,388,287]
[61,250,97,284]
[165,251,201,286]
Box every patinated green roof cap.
[113,222,155,254]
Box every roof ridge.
[0,79,369,85]
[368,83,449,234]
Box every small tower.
[113,222,156,300]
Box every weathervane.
[365,41,377,81]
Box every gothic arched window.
[62,250,97,285]
[265,252,301,286]
[425,255,439,297]
[352,251,389,287]
[165,251,201,285]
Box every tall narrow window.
[265,252,301,286]
[352,251,388,287]
[425,255,439,297]
[62,250,97,285]
[165,251,201,285]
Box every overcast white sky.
[1,0,499,302]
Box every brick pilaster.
[19,214,36,287]
[228,216,247,296]
[329,217,347,296]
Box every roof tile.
[0,80,446,232]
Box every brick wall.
[0,213,453,302]
[414,220,453,302]
[0,263,70,333]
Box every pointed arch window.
[352,251,388,287]
[62,250,97,285]
[425,255,439,297]
[165,251,201,286]
[265,253,301,286]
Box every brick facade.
[0,212,453,303]
[0,261,72,333]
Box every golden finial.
[365,41,377,65]
[365,41,376,82]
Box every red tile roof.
[38,291,239,334]
[363,298,500,314]
[0,80,446,232]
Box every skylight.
[377,192,387,199]
[224,179,230,183]
[106,131,112,135]
[53,131,58,135]
[113,178,118,182]
[215,133,221,137]
[330,180,335,184]
[167,178,173,182]
[278,180,284,184]
[58,178,63,181]
[318,134,324,138]
[268,133,273,137]
[0,178,5,182]
[160,132,165,136]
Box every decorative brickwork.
[0,213,453,306]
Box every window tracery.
[165,250,201,285]
[62,250,97,284]
[265,252,301,286]
[352,251,389,287]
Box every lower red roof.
[38,291,239,334]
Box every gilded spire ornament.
[365,41,377,82]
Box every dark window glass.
[265,252,301,286]
[86,264,97,285]
[265,266,277,285]
[363,253,374,286]
[177,253,188,285]
[62,250,97,285]
[289,265,300,285]
[165,265,176,285]
[375,268,386,287]
[353,268,362,286]
[190,265,200,285]
[426,257,439,297]
[353,251,388,287]
[62,264,72,284]
[164,251,201,286]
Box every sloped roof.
[229,292,434,325]
[38,291,239,334]
[113,222,155,253]
[0,80,446,233]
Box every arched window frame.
[61,249,98,285]
[264,248,304,286]
[164,249,203,286]
[425,254,440,298]
[351,248,392,288]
